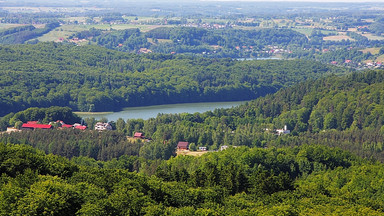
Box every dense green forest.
[2,4,384,215]
[2,69,384,163]
[1,44,384,216]
[1,143,384,215]
[0,42,347,116]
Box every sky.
[218,0,383,1]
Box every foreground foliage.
[0,143,383,215]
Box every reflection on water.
[77,101,248,121]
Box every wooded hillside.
[0,42,347,116]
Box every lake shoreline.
[76,101,249,121]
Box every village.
[5,120,291,156]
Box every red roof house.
[134,132,144,139]
[177,141,189,150]
[74,125,87,130]
[21,123,52,130]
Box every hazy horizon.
[2,0,384,3]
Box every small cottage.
[177,141,189,150]
[134,132,145,139]
[276,125,290,135]
[199,147,207,151]
[220,145,229,151]
[94,122,112,131]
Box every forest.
[0,42,348,116]
[1,2,384,214]
[2,69,384,163]
[1,143,384,215]
[1,42,384,216]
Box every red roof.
[22,123,52,129]
[134,132,143,137]
[62,124,73,128]
[177,141,189,148]
[75,125,87,130]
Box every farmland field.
[323,35,354,41]
[362,33,384,41]
[376,54,384,63]
[0,23,25,30]
[361,47,381,55]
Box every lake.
[76,101,248,121]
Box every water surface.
[77,101,248,121]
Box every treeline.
[312,48,373,65]
[0,106,82,129]
[1,143,384,215]
[0,129,144,161]
[3,70,384,162]
[0,22,60,44]
[0,42,347,116]
[236,70,384,132]
[0,12,61,24]
[77,26,384,60]
[75,27,308,58]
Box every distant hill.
[0,42,347,116]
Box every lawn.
[360,47,381,55]
[36,23,171,42]
[88,24,172,32]
[323,35,354,41]
[292,28,337,37]
[291,28,313,36]
[0,23,25,30]
[376,54,384,63]
[363,33,384,41]
[36,25,89,42]
[176,150,209,157]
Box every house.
[21,123,52,130]
[199,147,207,151]
[138,48,152,54]
[220,145,229,151]
[177,141,189,150]
[75,125,87,130]
[276,125,290,135]
[6,127,21,133]
[134,132,144,139]
[94,122,112,131]
[61,124,73,128]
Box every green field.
[376,54,384,62]
[363,33,384,41]
[360,47,381,55]
[291,28,336,36]
[0,23,25,30]
[36,25,89,42]
[36,23,173,42]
